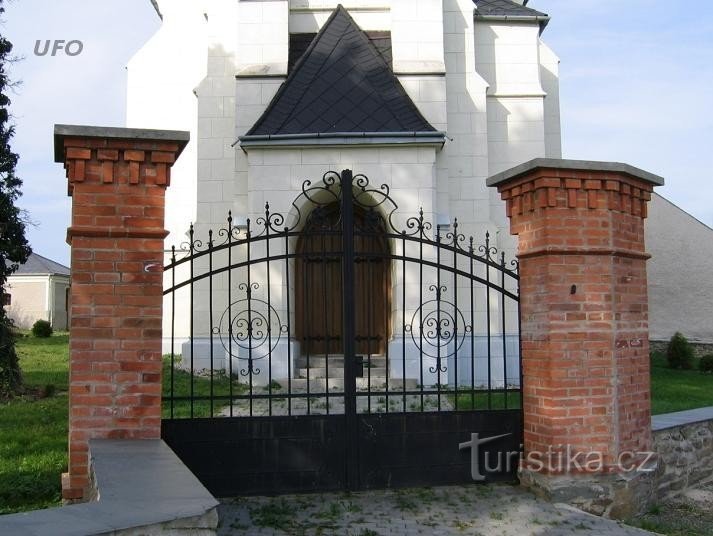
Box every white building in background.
[126,0,712,382]
[4,253,71,331]
[645,194,713,344]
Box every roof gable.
[244,5,436,138]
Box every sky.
[2,0,712,266]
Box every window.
[2,293,10,306]
[288,31,392,73]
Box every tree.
[0,0,32,396]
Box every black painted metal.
[162,169,522,497]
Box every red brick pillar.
[54,125,189,501]
[488,159,664,518]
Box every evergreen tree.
[0,0,32,396]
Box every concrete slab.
[652,406,713,431]
[486,157,665,187]
[0,439,219,536]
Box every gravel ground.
[217,484,654,535]
[628,479,713,535]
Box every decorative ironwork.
[212,284,288,366]
[162,168,522,495]
[408,285,470,369]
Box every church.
[125,0,713,387]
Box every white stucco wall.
[126,1,208,240]
[5,274,70,330]
[138,0,554,374]
[134,0,558,251]
[5,277,47,329]
[646,194,713,343]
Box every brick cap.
[54,124,190,163]
[486,158,665,188]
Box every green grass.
[1,334,712,516]
[162,356,248,418]
[0,333,69,514]
[650,352,713,415]
[15,333,70,391]
[450,390,521,411]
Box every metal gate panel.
[162,415,347,496]
[357,410,522,489]
[162,169,522,496]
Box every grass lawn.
[0,334,69,514]
[162,356,247,419]
[650,352,713,415]
[0,336,711,516]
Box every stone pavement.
[217,484,653,535]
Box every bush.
[0,318,21,397]
[699,354,713,374]
[666,332,694,370]
[31,320,53,338]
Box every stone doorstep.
[0,440,219,536]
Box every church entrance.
[162,169,522,496]
[295,203,391,357]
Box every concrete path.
[217,484,653,535]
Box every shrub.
[31,319,53,338]
[699,354,713,374]
[666,332,694,370]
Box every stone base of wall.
[653,418,713,499]
[110,510,219,536]
[519,412,713,520]
[519,468,658,520]
[650,340,713,358]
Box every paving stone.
[217,484,654,535]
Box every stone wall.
[653,419,713,499]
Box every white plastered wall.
[126,0,208,240]
[145,0,561,377]
[646,194,713,343]
[5,276,50,329]
[475,20,546,243]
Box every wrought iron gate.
[162,170,522,496]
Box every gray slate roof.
[244,5,436,137]
[474,0,549,24]
[12,252,70,276]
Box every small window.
[288,31,392,73]
[2,293,10,306]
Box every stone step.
[296,355,387,368]
[278,377,418,392]
[295,367,387,379]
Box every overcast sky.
[3,0,712,266]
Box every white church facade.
[126,0,713,391]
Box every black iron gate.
[162,170,522,496]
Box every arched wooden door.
[295,204,391,355]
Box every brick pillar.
[487,159,664,518]
[54,125,189,501]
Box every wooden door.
[295,205,390,355]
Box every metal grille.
[162,170,522,495]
